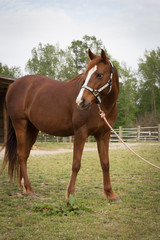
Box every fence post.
[88,136,91,142]
[119,126,122,141]
[69,136,72,143]
[137,125,140,142]
[158,124,160,142]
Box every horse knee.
[72,162,81,173]
[101,161,109,172]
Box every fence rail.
[110,125,160,142]
[37,124,160,143]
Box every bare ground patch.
[0,142,160,158]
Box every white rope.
[98,105,160,170]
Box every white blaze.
[76,65,97,104]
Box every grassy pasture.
[0,143,160,240]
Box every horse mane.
[68,57,104,83]
[68,73,85,83]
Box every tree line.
[1,35,160,128]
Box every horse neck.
[102,70,119,112]
[67,73,85,90]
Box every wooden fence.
[37,124,160,143]
[110,125,160,142]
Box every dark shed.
[0,75,15,144]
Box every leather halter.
[81,60,114,104]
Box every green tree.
[25,35,110,81]
[115,64,138,127]
[0,62,21,78]
[25,43,65,80]
[137,47,160,122]
[64,35,109,79]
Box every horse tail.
[0,117,19,182]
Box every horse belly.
[37,119,74,137]
[27,102,74,137]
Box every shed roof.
[0,75,16,89]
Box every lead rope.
[97,104,160,170]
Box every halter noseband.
[81,61,114,104]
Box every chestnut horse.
[1,49,120,202]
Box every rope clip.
[97,104,105,118]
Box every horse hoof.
[24,192,36,197]
[110,197,121,202]
[28,193,36,197]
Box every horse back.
[6,75,77,136]
[6,75,56,117]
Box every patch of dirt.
[0,143,159,158]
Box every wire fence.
[37,124,160,143]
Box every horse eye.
[96,73,103,79]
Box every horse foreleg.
[66,133,86,203]
[96,132,120,201]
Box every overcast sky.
[0,0,160,74]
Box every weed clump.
[32,195,92,216]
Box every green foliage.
[32,199,92,217]
[25,43,65,80]
[0,62,22,78]
[25,35,110,81]
[116,47,160,127]
[115,64,139,127]
[67,35,108,76]
[138,47,160,120]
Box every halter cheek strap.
[81,60,114,104]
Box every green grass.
[34,141,97,150]
[34,142,74,150]
[0,143,160,240]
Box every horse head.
[76,49,114,110]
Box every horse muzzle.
[76,98,91,110]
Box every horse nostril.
[77,97,90,110]
[81,98,85,105]
[80,98,87,108]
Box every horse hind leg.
[14,120,38,194]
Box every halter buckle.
[93,89,99,96]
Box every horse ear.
[101,49,107,62]
[88,49,96,60]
